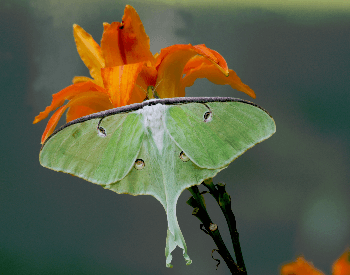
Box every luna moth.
[39,96,276,267]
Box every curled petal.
[155,44,231,98]
[181,63,256,98]
[41,92,113,144]
[155,45,203,98]
[101,5,155,67]
[332,249,350,275]
[155,44,214,69]
[193,44,229,76]
[73,24,105,86]
[193,44,218,62]
[101,63,144,107]
[33,82,108,124]
[182,55,213,74]
[280,257,325,275]
[72,76,100,85]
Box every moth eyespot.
[134,159,145,170]
[97,126,107,137]
[209,223,218,232]
[179,151,189,162]
[72,129,81,139]
[203,111,212,122]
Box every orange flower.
[280,249,350,275]
[332,249,350,275]
[33,5,255,144]
[280,256,325,275]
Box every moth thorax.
[138,103,167,152]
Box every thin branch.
[187,185,245,274]
[202,179,247,274]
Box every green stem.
[187,185,245,274]
[202,179,247,274]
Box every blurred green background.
[1,0,349,274]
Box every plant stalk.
[187,183,246,274]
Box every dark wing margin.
[42,97,269,147]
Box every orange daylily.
[280,256,324,275]
[33,5,256,144]
[280,248,350,275]
[332,249,350,275]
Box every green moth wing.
[40,112,144,185]
[39,97,276,267]
[166,100,275,169]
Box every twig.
[202,178,247,274]
[187,184,246,274]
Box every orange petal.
[66,106,97,122]
[155,44,198,68]
[73,24,105,86]
[135,63,158,95]
[121,5,155,65]
[41,92,113,144]
[182,55,213,74]
[41,105,67,144]
[332,248,350,275]
[155,45,202,98]
[100,21,125,67]
[193,44,229,76]
[181,63,256,98]
[155,44,232,98]
[101,63,144,107]
[72,76,97,84]
[33,82,108,124]
[280,256,325,275]
[65,92,113,122]
[100,5,155,67]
